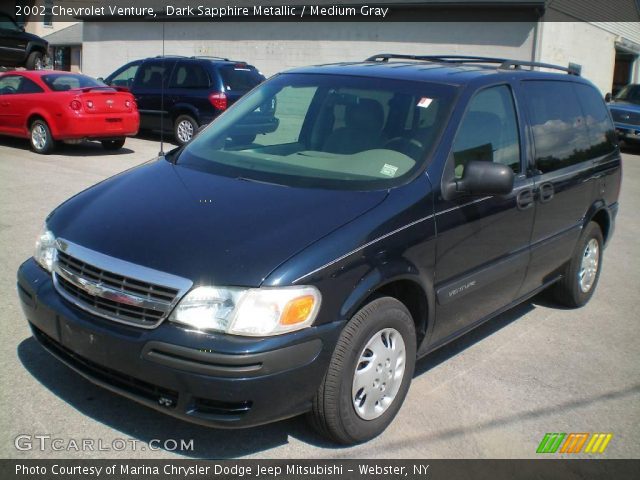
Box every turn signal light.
[280,295,316,326]
[209,92,227,111]
[69,100,82,111]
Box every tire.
[25,51,44,70]
[29,119,54,154]
[553,221,604,308]
[101,138,126,151]
[308,297,417,444]
[174,115,197,145]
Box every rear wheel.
[25,51,44,70]
[308,297,416,444]
[30,119,54,154]
[553,221,604,307]
[174,115,197,145]
[101,138,126,151]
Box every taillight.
[69,100,82,111]
[209,92,227,111]
[125,99,131,108]
[86,100,94,109]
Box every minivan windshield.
[178,73,456,190]
[614,84,640,104]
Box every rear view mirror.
[455,160,514,197]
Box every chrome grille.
[52,239,192,329]
[610,108,640,126]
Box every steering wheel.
[383,137,424,160]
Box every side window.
[170,62,210,89]
[574,83,616,157]
[18,78,44,94]
[110,64,139,88]
[135,61,174,89]
[452,85,521,178]
[524,81,590,173]
[0,76,22,95]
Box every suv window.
[0,13,21,32]
[524,81,590,173]
[110,63,139,88]
[575,83,616,156]
[452,84,520,178]
[219,65,263,91]
[170,62,210,89]
[136,61,175,89]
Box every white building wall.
[82,21,535,79]
[535,22,618,94]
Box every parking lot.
[0,136,638,459]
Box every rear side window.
[524,81,590,173]
[136,61,174,89]
[109,63,139,88]
[170,62,210,89]
[574,83,616,156]
[18,77,44,94]
[218,66,263,92]
[452,84,521,178]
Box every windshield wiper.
[236,176,288,187]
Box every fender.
[339,259,436,355]
[583,199,612,245]
[25,40,48,60]
[24,108,59,138]
[170,103,200,124]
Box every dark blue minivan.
[18,54,621,444]
[103,56,266,145]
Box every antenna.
[158,22,165,157]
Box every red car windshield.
[41,74,106,92]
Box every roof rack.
[190,56,231,61]
[365,54,581,76]
[154,55,188,58]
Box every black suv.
[18,54,621,445]
[103,56,266,144]
[0,12,48,70]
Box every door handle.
[516,188,534,210]
[538,182,554,203]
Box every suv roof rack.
[365,54,581,76]
[191,56,231,61]
[154,55,188,58]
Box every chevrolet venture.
[18,54,621,444]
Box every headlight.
[169,285,321,336]
[34,226,56,272]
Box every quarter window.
[574,83,616,157]
[524,81,591,173]
[452,85,521,178]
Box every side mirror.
[454,161,514,197]
[97,77,104,83]
[604,92,612,103]
[19,25,25,32]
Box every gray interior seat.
[323,99,387,154]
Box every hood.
[48,159,387,287]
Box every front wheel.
[30,119,54,154]
[174,115,197,145]
[553,221,604,307]
[308,297,416,444]
[101,138,126,151]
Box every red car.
[0,70,139,154]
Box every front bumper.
[17,258,341,428]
